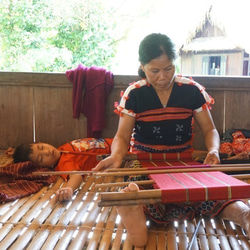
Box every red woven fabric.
[0,161,56,202]
[149,171,250,203]
[132,152,193,160]
[126,152,204,168]
[139,158,202,169]
[146,164,209,170]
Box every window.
[243,52,250,76]
[202,56,227,75]
[209,56,221,75]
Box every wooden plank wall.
[0,72,250,151]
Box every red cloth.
[130,152,194,160]
[150,171,250,203]
[139,159,203,168]
[55,138,113,181]
[0,161,56,202]
[66,64,114,138]
[220,131,250,156]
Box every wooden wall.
[0,72,250,151]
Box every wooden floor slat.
[213,218,232,249]
[0,176,250,249]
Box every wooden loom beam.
[32,164,250,176]
[95,152,228,161]
[94,165,250,177]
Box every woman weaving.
[93,33,250,248]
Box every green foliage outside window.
[0,0,117,72]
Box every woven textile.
[150,171,250,203]
[0,161,56,202]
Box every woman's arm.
[194,107,220,164]
[93,114,135,171]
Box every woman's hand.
[55,187,73,201]
[204,149,220,165]
[92,155,123,171]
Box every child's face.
[29,143,61,168]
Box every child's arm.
[55,174,83,201]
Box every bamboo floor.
[0,174,250,250]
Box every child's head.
[13,142,61,168]
[13,143,33,163]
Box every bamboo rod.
[95,180,155,189]
[231,174,250,179]
[94,166,250,177]
[32,164,250,176]
[98,198,162,207]
[32,170,93,176]
[96,152,228,161]
[100,189,162,201]
[105,165,208,172]
[105,163,250,172]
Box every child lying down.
[8,138,113,202]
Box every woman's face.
[141,53,175,91]
[29,143,61,168]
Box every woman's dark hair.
[138,33,177,78]
[13,143,33,163]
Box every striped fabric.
[0,161,56,202]
[136,107,193,122]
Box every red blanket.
[0,161,57,202]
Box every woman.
[93,33,250,248]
